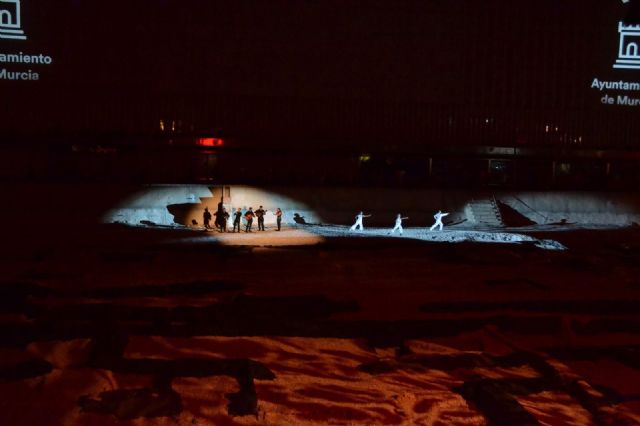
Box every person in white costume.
[350,211,371,231]
[390,214,409,235]
[429,210,449,231]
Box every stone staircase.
[466,196,504,227]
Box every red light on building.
[198,138,224,147]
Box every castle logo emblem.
[614,22,640,70]
[0,0,26,41]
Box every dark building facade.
[1,1,640,187]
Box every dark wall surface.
[1,1,639,148]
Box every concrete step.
[475,214,501,220]
[469,198,504,227]
[476,215,501,220]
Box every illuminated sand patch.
[174,228,325,246]
[170,225,565,250]
[102,185,322,228]
[102,184,568,249]
[305,225,567,250]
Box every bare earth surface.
[1,223,640,425]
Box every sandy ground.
[1,222,640,425]
[174,224,568,250]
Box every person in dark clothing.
[203,207,212,230]
[220,208,229,232]
[232,208,242,232]
[244,207,255,232]
[255,206,266,231]
[275,208,283,231]
[213,210,220,231]
[214,201,225,231]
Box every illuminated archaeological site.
[2,1,640,425]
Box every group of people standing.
[204,204,448,235]
[350,210,449,235]
[203,205,283,233]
